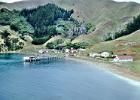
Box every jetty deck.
[23,54,64,62]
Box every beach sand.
[66,57,140,84]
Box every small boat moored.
[23,56,39,62]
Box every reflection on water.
[23,59,65,69]
[0,53,64,71]
[0,54,140,100]
[0,53,13,59]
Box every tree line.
[0,3,92,47]
[104,15,140,41]
[20,3,74,37]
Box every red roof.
[117,56,133,60]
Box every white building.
[78,48,86,52]
[89,53,101,58]
[38,49,48,54]
[65,49,70,53]
[100,52,110,58]
[113,56,134,62]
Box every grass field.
[84,29,140,73]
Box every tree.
[0,8,34,35]
[21,3,74,36]
[11,38,19,50]
[4,37,11,50]
[86,23,93,32]
[0,44,3,52]
[1,30,10,39]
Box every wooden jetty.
[23,55,63,62]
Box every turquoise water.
[0,54,140,100]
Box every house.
[78,48,86,52]
[65,49,70,53]
[100,52,111,58]
[113,55,134,62]
[68,48,78,56]
[38,49,48,54]
[89,53,101,58]
[70,48,78,54]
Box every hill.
[2,0,140,22]
[0,2,6,4]
[87,29,140,56]
[1,0,140,50]
[84,29,140,73]
[0,3,86,51]
[1,0,140,44]
[0,25,25,51]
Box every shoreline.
[66,56,140,82]
[0,52,140,82]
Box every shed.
[113,56,134,62]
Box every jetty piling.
[23,55,64,62]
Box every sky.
[114,0,140,3]
[0,0,140,3]
[0,0,27,3]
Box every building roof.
[117,56,133,60]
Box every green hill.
[1,0,140,52]
[0,25,25,52]
[85,29,140,73]
[0,3,82,51]
[1,0,140,44]
[87,29,140,59]
[0,2,6,4]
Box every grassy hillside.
[87,29,140,56]
[2,0,140,44]
[84,29,140,73]
[0,2,6,4]
[2,0,140,22]
[0,25,25,52]
[1,0,140,52]
[0,25,43,53]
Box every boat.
[23,56,39,62]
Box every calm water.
[0,54,140,100]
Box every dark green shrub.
[32,36,50,45]
[46,39,64,49]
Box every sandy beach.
[66,56,140,83]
